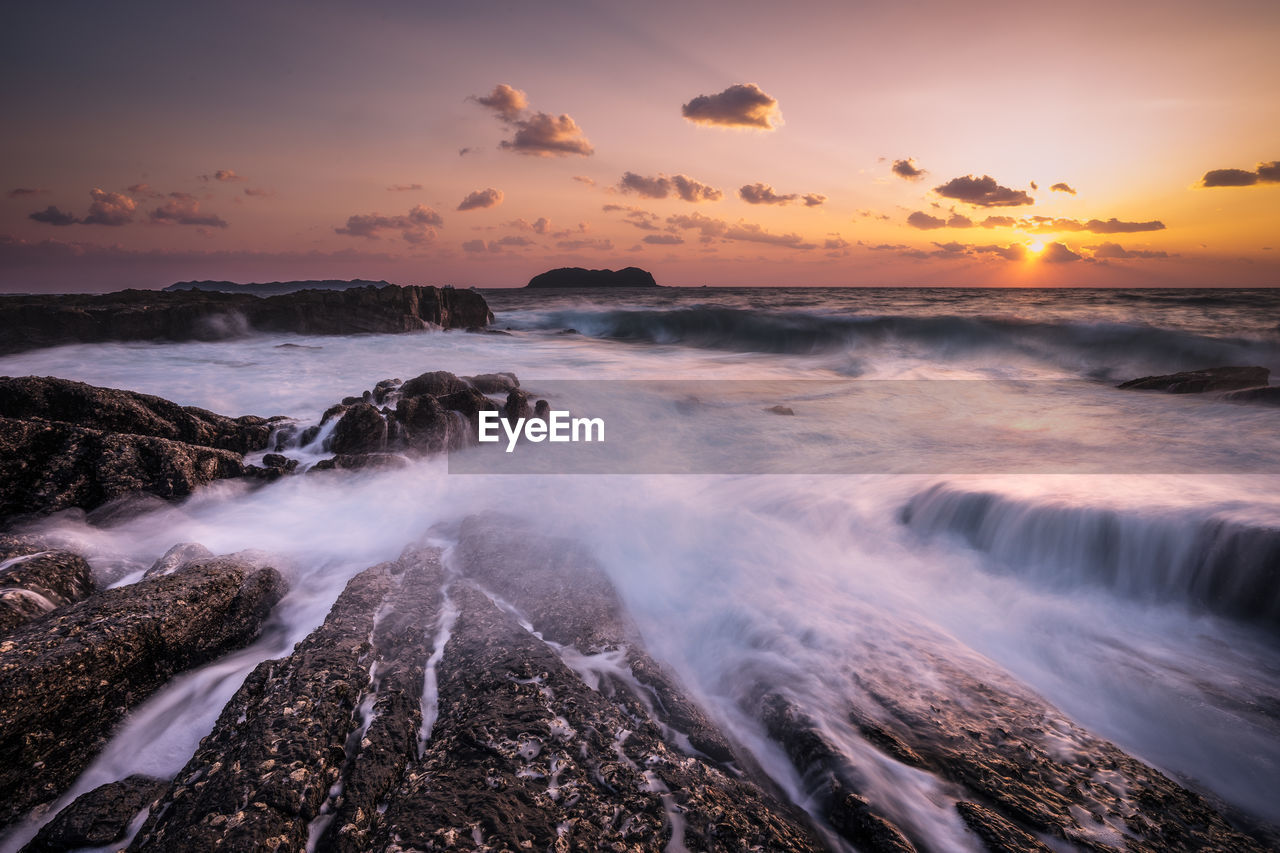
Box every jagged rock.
[0,285,493,355]
[144,542,215,578]
[131,553,440,852]
[766,405,796,415]
[0,551,95,635]
[260,453,297,473]
[1222,385,1280,405]
[0,558,287,828]
[0,417,248,524]
[1117,365,1270,393]
[956,801,1052,853]
[502,388,532,423]
[534,398,551,420]
[329,404,387,455]
[394,395,452,453]
[525,266,659,288]
[464,372,519,393]
[399,370,469,399]
[434,387,500,432]
[0,376,274,453]
[0,535,57,562]
[372,378,401,405]
[21,774,167,853]
[310,453,411,472]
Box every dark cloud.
[739,183,798,205]
[29,205,79,226]
[891,159,926,181]
[907,211,947,230]
[387,183,423,192]
[643,234,684,245]
[973,243,1026,261]
[243,187,273,198]
[1091,242,1168,259]
[472,84,594,157]
[506,216,551,234]
[980,216,1016,228]
[934,175,1034,207]
[857,209,891,221]
[681,83,782,130]
[803,194,826,207]
[1024,217,1165,234]
[126,183,163,199]
[459,147,474,157]
[9,187,51,198]
[150,194,229,228]
[572,175,596,186]
[464,235,534,253]
[1041,242,1081,263]
[461,239,491,254]
[1050,182,1077,195]
[199,169,246,183]
[1200,161,1280,187]
[457,187,504,211]
[824,237,851,250]
[664,213,814,249]
[1029,181,1038,191]
[947,213,973,228]
[618,172,722,203]
[335,204,443,243]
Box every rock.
[0,285,493,355]
[0,557,287,827]
[534,398,551,420]
[329,404,387,455]
[503,388,532,423]
[372,378,401,404]
[766,405,796,415]
[525,266,659,288]
[1117,365,1270,393]
[955,801,1053,853]
[165,278,393,296]
[0,417,248,524]
[394,395,452,453]
[1222,385,1280,405]
[0,551,95,635]
[260,453,297,473]
[0,376,273,453]
[434,388,499,434]
[21,774,167,853]
[464,372,519,393]
[0,535,57,562]
[144,542,215,578]
[131,552,440,853]
[340,395,363,406]
[398,370,469,399]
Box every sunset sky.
[2,0,1278,290]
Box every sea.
[1,286,1278,851]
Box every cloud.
[150,193,229,228]
[1041,241,1081,263]
[199,169,246,183]
[664,213,814,249]
[457,187,504,211]
[335,203,443,243]
[947,213,973,228]
[387,183,424,192]
[496,235,534,247]
[125,183,163,199]
[1091,241,1168,259]
[472,84,594,157]
[891,159,926,181]
[681,83,782,130]
[1200,161,1280,187]
[1025,217,1164,234]
[934,174,1034,207]
[506,216,551,234]
[980,216,1016,228]
[739,183,798,205]
[643,234,684,245]
[857,209,891,221]
[618,172,722,203]
[83,188,137,226]
[556,237,614,251]
[29,205,79,226]
[1050,182,1076,195]
[666,212,728,239]
[573,175,597,186]
[243,187,273,198]
[472,83,527,121]
[461,239,491,253]
[907,211,947,230]
[824,237,851,250]
[458,147,474,157]
[972,243,1026,261]
[463,235,534,253]
[9,187,51,198]
[804,194,826,207]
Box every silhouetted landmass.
[165,279,393,296]
[525,266,659,288]
[0,285,493,354]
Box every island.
[525,266,659,288]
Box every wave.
[901,483,1280,631]
[531,306,1280,377]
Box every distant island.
[525,267,659,288]
[165,279,395,297]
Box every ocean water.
[2,287,1279,850]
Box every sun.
[1028,240,1045,253]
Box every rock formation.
[525,266,659,288]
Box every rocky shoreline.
[0,284,493,354]
[0,359,1276,851]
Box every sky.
[1,0,1278,291]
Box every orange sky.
[2,0,1277,290]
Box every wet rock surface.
[1117,365,1270,393]
[0,557,287,828]
[22,774,167,853]
[0,284,493,354]
[1222,384,1280,404]
[0,550,95,634]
